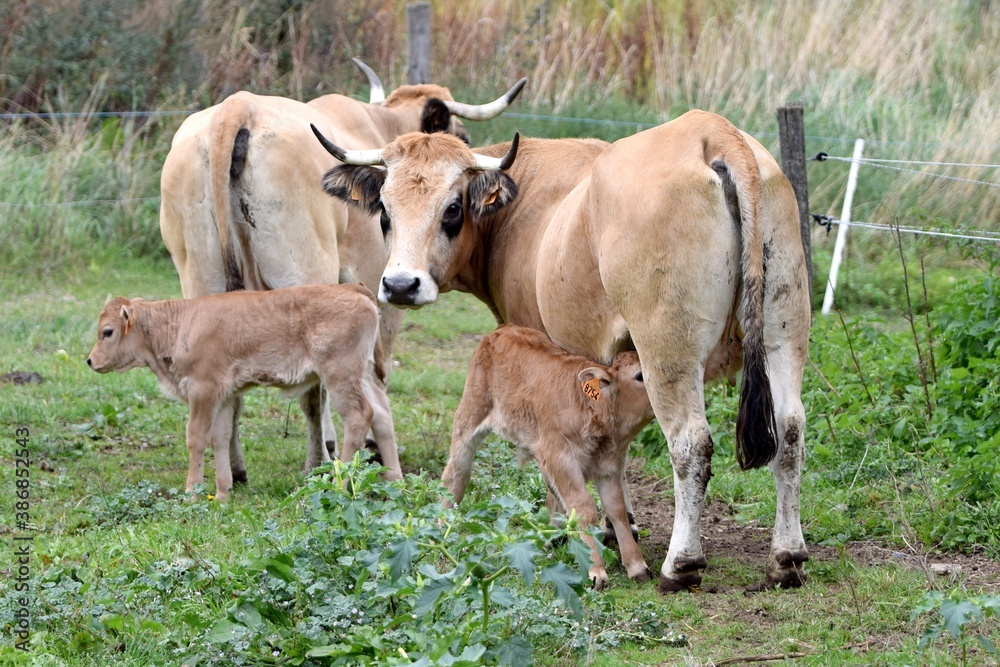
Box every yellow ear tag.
[483,190,498,207]
[124,318,132,336]
[350,185,362,202]
[582,377,602,402]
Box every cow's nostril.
[382,275,421,302]
[86,358,92,367]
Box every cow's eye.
[634,372,643,383]
[379,204,391,237]
[441,200,463,239]
[102,328,114,340]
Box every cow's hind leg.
[751,343,808,591]
[652,378,714,593]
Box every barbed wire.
[0,197,160,208]
[818,155,1000,169]
[812,214,1000,244]
[813,152,1000,189]
[6,108,1000,149]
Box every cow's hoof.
[629,566,653,584]
[602,513,640,547]
[590,569,610,591]
[364,438,384,466]
[766,549,809,590]
[232,470,249,485]
[324,439,338,457]
[657,555,707,593]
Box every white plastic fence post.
[821,138,865,315]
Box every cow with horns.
[311,110,811,592]
[158,59,525,482]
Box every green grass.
[1,257,998,666]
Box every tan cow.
[158,60,526,482]
[312,110,812,593]
[86,284,401,502]
[442,324,655,589]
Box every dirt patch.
[0,371,44,385]
[625,465,1000,595]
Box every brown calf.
[441,325,655,589]
[86,284,401,501]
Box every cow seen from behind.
[159,59,525,483]
[312,109,812,593]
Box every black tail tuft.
[735,341,778,470]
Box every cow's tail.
[711,123,778,471]
[209,97,253,292]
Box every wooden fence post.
[776,102,813,308]
[406,2,431,85]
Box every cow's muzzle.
[379,269,438,307]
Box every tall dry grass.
[1,0,997,273]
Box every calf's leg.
[301,384,327,472]
[441,395,493,506]
[210,398,235,501]
[596,473,650,582]
[228,395,248,484]
[536,446,609,590]
[185,392,218,496]
[360,374,402,480]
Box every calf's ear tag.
[582,377,602,402]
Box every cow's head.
[313,127,521,307]
[86,298,147,373]
[374,71,526,145]
[579,351,655,438]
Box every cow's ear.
[321,165,385,215]
[421,98,452,134]
[468,171,518,219]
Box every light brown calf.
[442,325,655,589]
[86,284,401,501]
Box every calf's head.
[313,127,520,308]
[86,298,146,373]
[579,351,655,439]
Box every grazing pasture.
[2,1,1000,663]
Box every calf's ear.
[468,170,518,219]
[579,367,614,402]
[321,165,386,215]
[119,303,134,335]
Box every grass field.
[1,253,998,666]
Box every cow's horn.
[472,133,520,171]
[351,58,386,105]
[443,78,527,121]
[310,124,385,166]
